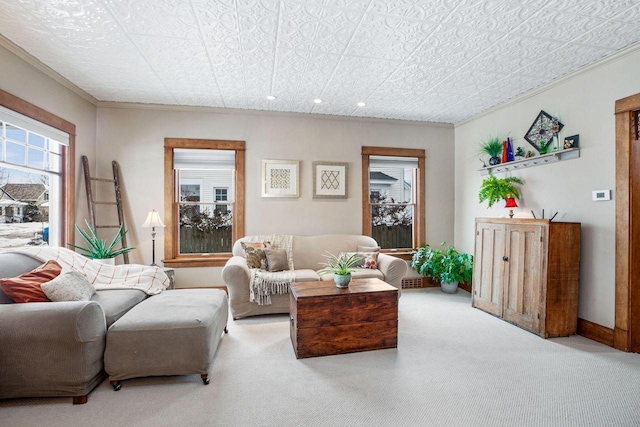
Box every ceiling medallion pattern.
[0,0,639,123]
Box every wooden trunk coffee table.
[289,278,398,359]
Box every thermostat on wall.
[592,190,611,201]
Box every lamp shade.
[504,197,518,208]
[142,210,165,228]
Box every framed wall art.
[313,161,348,199]
[563,134,579,149]
[524,110,563,153]
[261,159,299,198]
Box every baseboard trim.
[459,282,472,293]
[577,318,614,347]
[423,277,439,287]
[402,277,472,293]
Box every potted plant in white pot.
[410,242,473,294]
[68,220,134,264]
[318,252,364,288]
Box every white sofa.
[221,234,407,319]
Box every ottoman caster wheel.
[201,374,210,385]
[110,381,122,391]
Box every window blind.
[0,106,69,146]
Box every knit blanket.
[249,269,296,306]
[242,234,295,305]
[14,247,170,295]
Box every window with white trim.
[213,187,229,213]
[0,108,66,247]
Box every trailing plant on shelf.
[68,220,134,259]
[478,173,524,208]
[410,242,473,293]
[478,136,503,166]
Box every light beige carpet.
[1,288,639,427]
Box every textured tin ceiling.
[1,0,640,123]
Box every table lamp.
[505,197,518,218]
[142,209,165,266]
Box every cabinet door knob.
[503,256,509,262]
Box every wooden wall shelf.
[479,147,580,175]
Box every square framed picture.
[262,159,299,198]
[563,134,579,149]
[313,161,348,199]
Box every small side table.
[162,268,175,290]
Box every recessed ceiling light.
[314,98,323,104]
[357,102,366,107]
[266,95,276,101]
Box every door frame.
[614,93,640,352]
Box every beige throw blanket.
[243,234,295,305]
[15,247,170,295]
[250,269,296,306]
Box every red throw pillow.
[0,260,62,303]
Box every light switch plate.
[592,190,611,201]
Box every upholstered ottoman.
[104,289,228,389]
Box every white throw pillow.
[41,270,96,302]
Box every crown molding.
[0,34,98,107]
[455,41,640,127]
[97,101,454,128]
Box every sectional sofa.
[0,250,228,404]
[0,251,149,403]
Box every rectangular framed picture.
[563,134,579,149]
[262,159,300,198]
[313,161,348,199]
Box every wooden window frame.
[0,89,75,246]
[163,138,245,267]
[361,146,425,260]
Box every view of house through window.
[369,155,418,249]
[175,148,235,254]
[164,139,244,267]
[0,118,62,251]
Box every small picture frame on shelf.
[563,134,579,149]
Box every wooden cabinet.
[472,218,581,338]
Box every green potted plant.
[479,136,503,166]
[318,252,364,288]
[68,220,134,263]
[410,242,473,294]
[538,140,552,154]
[478,173,524,208]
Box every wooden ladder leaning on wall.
[81,155,130,264]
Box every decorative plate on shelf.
[524,110,563,152]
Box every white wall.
[0,42,97,235]
[96,106,455,287]
[454,45,640,329]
